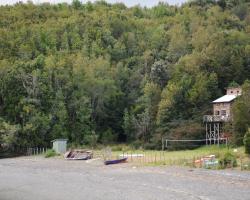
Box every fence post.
[163,151,166,165]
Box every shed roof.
[51,139,68,142]
[212,95,238,103]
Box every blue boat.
[104,157,128,165]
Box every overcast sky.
[0,0,188,7]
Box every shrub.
[111,145,122,151]
[131,140,143,149]
[45,149,57,158]
[243,128,250,154]
[84,132,98,147]
[219,152,237,169]
[144,142,159,150]
[101,129,117,145]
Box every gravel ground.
[0,156,250,200]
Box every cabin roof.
[212,95,238,103]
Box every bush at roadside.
[219,152,237,169]
[243,128,250,154]
[45,149,58,158]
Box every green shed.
[51,139,68,154]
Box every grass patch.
[111,145,231,158]
[102,145,249,169]
[44,149,58,158]
[73,144,249,170]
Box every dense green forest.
[0,0,250,150]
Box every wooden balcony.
[203,115,231,123]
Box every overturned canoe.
[64,150,93,160]
[104,157,127,165]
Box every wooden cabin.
[204,87,242,122]
[203,86,241,145]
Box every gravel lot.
[0,156,250,200]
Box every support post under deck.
[205,122,221,146]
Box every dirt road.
[0,157,250,200]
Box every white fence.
[26,147,48,156]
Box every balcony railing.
[203,115,231,122]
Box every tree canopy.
[0,0,249,149]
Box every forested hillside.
[0,0,249,149]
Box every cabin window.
[215,110,220,115]
[221,110,226,116]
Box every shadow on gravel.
[0,150,26,159]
